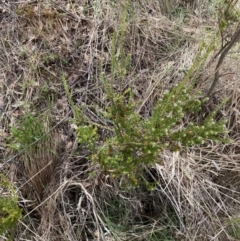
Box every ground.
[1,0,240,240]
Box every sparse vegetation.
[1,0,240,240]
[77,44,228,186]
[0,174,22,236]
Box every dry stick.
[206,23,240,98]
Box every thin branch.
[206,23,240,97]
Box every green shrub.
[77,81,227,186]
[70,1,228,186]
[0,174,22,235]
[8,113,47,152]
[76,50,228,185]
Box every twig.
[206,23,240,97]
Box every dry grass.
[1,0,240,240]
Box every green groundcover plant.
[71,1,229,186]
[0,174,22,235]
[77,82,227,186]
[75,46,228,186]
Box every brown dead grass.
[1,0,240,240]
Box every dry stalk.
[23,130,61,202]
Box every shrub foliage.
[77,81,227,185]
[74,2,228,186]
[0,174,22,235]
